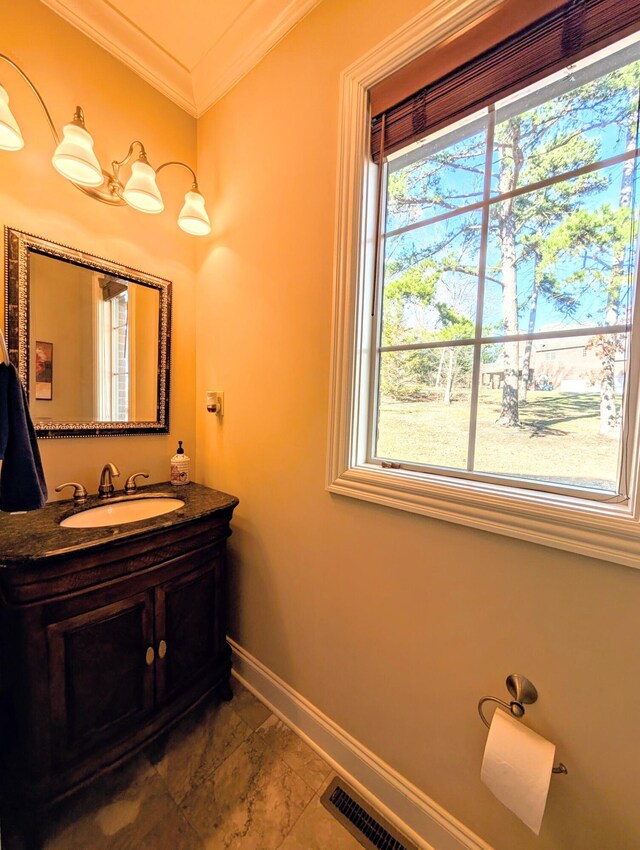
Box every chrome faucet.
[98,463,120,498]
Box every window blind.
[370,0,640,163]
[99,276,128,302]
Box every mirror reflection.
[29,253,160,424]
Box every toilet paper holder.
[478,674,568,775]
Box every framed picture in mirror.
[35,340,53,400]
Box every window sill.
[327,463,640,568]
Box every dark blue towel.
[0,362,48,512]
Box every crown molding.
[192,0,322,116]
[40,0,196,115]
[39,0,322,118]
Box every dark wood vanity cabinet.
[0,486,238,820]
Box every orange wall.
[0,0,197,493]
[195,1,640,849]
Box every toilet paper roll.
[481,708,556,835]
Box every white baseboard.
[228,638,493,850]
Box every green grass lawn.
[377,389,622,490]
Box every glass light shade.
[0,84,24,151]
[123,160,164,213]
[178,190,211,236]
[52,122,103,187]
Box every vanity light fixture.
[0,53,211,236]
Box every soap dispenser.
[170,441,190,486]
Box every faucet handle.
[124,472,150,495]
[55,482,89,504]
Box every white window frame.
[94,278,131,422]
[326,0,640,570]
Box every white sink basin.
[60,497,185,528]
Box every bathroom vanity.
[0,482,238,822]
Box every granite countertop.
[0,482,239,565]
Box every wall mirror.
[4,227,171,438]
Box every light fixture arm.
[111,140,148,176]
[0,52,60,144]
[156,160,200,190]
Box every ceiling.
[40,0,322,117]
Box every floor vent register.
[320,776,419,850]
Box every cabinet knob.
[158,639,167,659]
[145,646,155,666]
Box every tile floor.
[12,679,364,850]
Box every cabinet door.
[47,591,155,764]
[154,555,225,703]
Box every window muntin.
[372,37,640,498]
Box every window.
[375,39,640,499]
[96,278,130,422]
[328,0,640,568]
